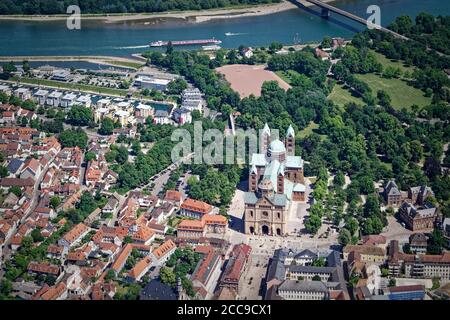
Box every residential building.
[388,240,450,279]
[58,223,89,248]
[14,88,31,101]
[265,249,349,300]
[60,93,77,108]
[34,89,49,105]
[219,244,252,292]
[177,214,228,239]
[27,261,60,277]
[409,233,428,254]
[181,88,203,112]
[76,94,91,107]
[180,198,213,219]
[343,245,386,264]
[153,110,170,125]
[46,91,63,107]
[172,107,192,125]
[127,256,153,282]
[151,239,176,266]
[191,246,223,300]
[399,202,437,231]
[383,180,402,207]
[277,280,329,300]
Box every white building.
[0,84,12,95]
[34,89,49,105]
[277,280,329,300]
[96,98,111,109]
[134,76,171,91]
[136,103,154,118]
[172,107,192,125]
[94,108,109,123]
[61,93,77,108]
[182,88,203,112]
[46,91,63,107]
[76,94,91,107]
[14,88,31,101]
[114,110,130,127]
[153,110,170,125]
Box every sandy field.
[216,64,291,98]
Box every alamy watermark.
[67,5,81,30]
[366,5,382,30]
[171,122,280,165]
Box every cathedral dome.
[269,139,286,153]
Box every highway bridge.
[296,0,409,41]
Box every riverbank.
[0,0,336,24]
[0,55,145,69]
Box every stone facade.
[244,124,305,236]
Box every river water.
[0,0,449,56]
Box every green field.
[328,83,364,108]
[107,60,145,69]
[298,121,327,141]
[355,73,431,110]
[275,70,301,85]
[370,50,415,75]
[14,77,129,97]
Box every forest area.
[0,0,280,15]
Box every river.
[0,0,449,57]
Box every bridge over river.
[294,0,409,40]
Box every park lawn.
[298,121,319,138]
[15,77,129,97]
[275,70,301,85]
[107,60,144,69]
[298,121,327,141]
[355,73,431,110]
[328,83,364,108]
[371,50,415,74]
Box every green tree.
[50,196,61,209]
[333,171,345,187]
[9,186,22,197]
[167,78,188,94]
[59,129,88,149]
[85,151,96,162]
[98,118,114,136]
[0,166,8,178]
[160,267,176,288]
[31,228,44,242]
[338,228,352,246]
[305,214,322,234]
[104,269,116,283]
[66,105,93,126]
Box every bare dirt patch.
[216,64,291,98]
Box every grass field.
[355,73,431,110]
[328,83,364,108]
[370,50,415,75]
[298,121,327,141]
[275,70,301,85]
[15,77,129,97]
[108,60,145,69]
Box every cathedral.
[244,124,306,236]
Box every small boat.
[202,45,222,51]
[225,32,245,36]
